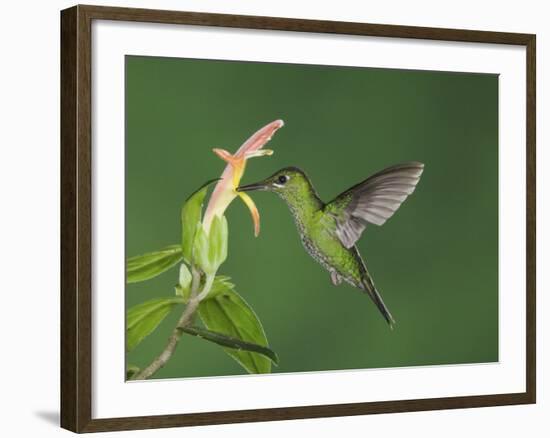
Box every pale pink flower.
[203,120,284,236]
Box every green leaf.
[126,365,140,380]
[207,276,235,299]
[198,285,273,374]
[208,215,228,269]
[126,245,182,283]
[126,297,184,351]
[181,179,219,263]
[181,326,278,365]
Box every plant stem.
[131,268,212,381]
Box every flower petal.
[238,192,261,237]
[244,149,274,159]
[212,148,236,164]
[203,120,284,236]
[213,148,247,187]
[234,120,284,158]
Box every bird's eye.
[278,175,288,185]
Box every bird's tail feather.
[360,275,395,329]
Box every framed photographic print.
[60,4,536,433]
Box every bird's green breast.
[276,177,365,286]
[294,208,365,286]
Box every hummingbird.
[237,162,424,328]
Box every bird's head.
[237,167,313,203]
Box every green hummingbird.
[237,162,424,328]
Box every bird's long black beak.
[237,181,269,192]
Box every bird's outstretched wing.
[324,162,424,248]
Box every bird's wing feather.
[325,162,424,248]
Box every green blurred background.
[125,55,498,379]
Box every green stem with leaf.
[131,268,202,380]
[126,181,278,380]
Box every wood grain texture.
[525,34,536,403]
[60,4,536,433]
[61,5,93,432]
[60,5,78,432]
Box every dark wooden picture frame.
[61,4,536,433]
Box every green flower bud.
[176,263,193,300]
